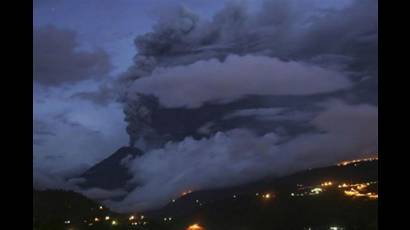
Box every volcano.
[78,146,143,191]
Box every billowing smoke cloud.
[80,0,377,212]
[108,100,377,212]
[120,0,377,146]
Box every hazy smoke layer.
[130,55,352,108]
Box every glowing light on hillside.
[337,156,378,166]
[99,205,103,210]
[329,226,344,230]
[311,188,323,194]
[262,193,272,199]
[64,220,70,224]
[357,184,367,190]
[344,188,378,199]
[129,215,135,221]
[111,220,118,225]
[94,217,99,222]
[187,223,204,230]
[182,190,193,196]
[105,216,110,220]
[321,181,333,187]
[369,194,378,199]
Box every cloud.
[33,120,56,146]
[71,83,116,106]
[33,111,127,173]
[107,100,377,212]
[33,164,84,190]
[33,120,55,135]
[130,55,352,108]
[33,25,112,86]
[128,0,377,74]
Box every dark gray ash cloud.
[117,0,377,147]
[33,25,112,86]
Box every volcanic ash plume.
[119,0,377,150]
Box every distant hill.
[35,159,378,230]
[146,159,378,218]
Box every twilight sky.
[33,0,377,212]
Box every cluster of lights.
[321,181,333,187]
[291,181,331,196]
[163,217,173,222]
[61,204,152,228]
[128,215,148,226]
[344,188,378,199]
[254,192,274,199]
[131,221,148,226]
[337,181,376,189]
[337,182,378,199]
[337,156,378,166]
[290,180,378,199]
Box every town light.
[187,223,204,230]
